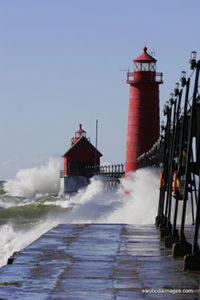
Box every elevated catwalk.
[0,224,200,299]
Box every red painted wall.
[66,138,100,162]
[63,137,101,176]
[125,81,160,174]
[64,157,68,175]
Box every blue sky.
[0,0,199,179]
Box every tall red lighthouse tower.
[125,47,163,176]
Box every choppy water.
[0,164,160,268]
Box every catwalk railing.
[85,164,125,188]
[137,50,200,271]
[60,165,125,189]
[126,71,163,84]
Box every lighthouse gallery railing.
[126,71,163,83]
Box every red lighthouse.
[125,47,163,176]
[60,124,102,194]
[63,124,102,177]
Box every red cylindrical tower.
[125,47,163,176]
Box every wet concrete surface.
[0,224,200,299]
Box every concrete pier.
[0,224,200,299]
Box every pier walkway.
[0,224,200,299]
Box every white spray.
[1,164,161,267]
[1,160,196,268]
[0,220,60,267]
[4,157,62,198]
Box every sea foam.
[0,165,161,268]
[4,157,61,198]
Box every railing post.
[173,60,200,259]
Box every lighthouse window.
[150,63,156,71]
[75,132,81,138]
[75,132,86,138]
[141,63,149,71]
[134,62,141,71]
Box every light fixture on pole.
[174,82,180,96]
[190,50,197,70]
[180,71,186,87]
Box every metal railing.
[137,51,200,271]
[60,170,65,178]
[126,71,163,83]
[60,164,125,187]
[85,164,124,178]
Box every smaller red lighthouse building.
[60,124,102,194]
[125,47,163,176]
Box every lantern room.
[126,47,162,83]
[71,124,86,145]
[134,47,156,72]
